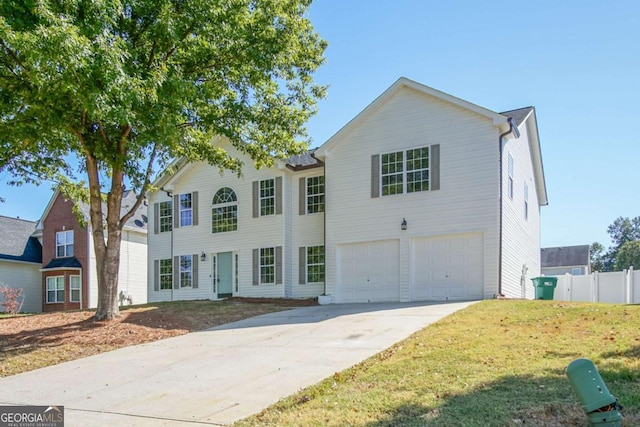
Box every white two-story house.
[147,77,547,303]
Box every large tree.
[615,240,640,271]
[0,0,326,319]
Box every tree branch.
[119,144,158,229]
[0,39,30,77]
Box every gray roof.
[501,107,534,126]
[77,190,148,231]
[43,256,82,270]
[541,245,590,268]
[286,149,323,171]
[0,216,42,263]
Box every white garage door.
[338,240,400,303]
[412,233,484,301]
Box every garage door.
[338,240,399,303]
[412,233,484,301]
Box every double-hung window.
[179,255,193,288]
[159,201,172,232]
[306,176,325,214]
[46,276,65,303]
[260,248,275,284]
[56,230,74,258]
[159,259,173,290]
[179,194,193,227]
[307,246,325,283]
[70,275,81,302]
[380,146,432,196]
[260,179,275,216]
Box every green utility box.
[531,276,557,300]
[566,358,622,426]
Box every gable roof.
[314,77,548,206]
[37,189,148,234]
[0,216,42,263]
[541,245,590,268]
[152,142,323,193]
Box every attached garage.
[412,233,484,301]
[337,240,399,303]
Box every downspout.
[497,117,519,297]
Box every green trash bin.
[531,277,557,300]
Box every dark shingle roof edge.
[541,245,590,268]
[500,107,534,126]
[0,217,42,262]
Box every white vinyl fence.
[553,267,640,304]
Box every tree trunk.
[94,231,123,320]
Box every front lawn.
[235,300,640,426]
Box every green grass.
[234,300,640,426]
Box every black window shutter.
[252,249,259,285]
[173,195,180,228]
[154,260,159,291]
[192,192,199,226]
[275,177,283,215]
[153,203,159,234]
[299,177,306,215]
[192,254,198,288]
[275,246,283,284]
[252,181,259,218]
[173,256,179,289]
[299,247,306,284]
[371,155,380,198]
[431,144,440,191]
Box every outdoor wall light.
[401,218,407,231]
[201,252,206,262]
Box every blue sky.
[1,1,638,249]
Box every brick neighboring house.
[34,189,148,312]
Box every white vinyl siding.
[507,153,514,200]
[116,230,148,305]
[0,261,42,312]
[147,140,291,302]
[322,86,500,301]
[501,120,541,299]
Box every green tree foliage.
[589,241,606,272]
[591,216,640,272]
[0,0,326,319]
[615,240,640,271]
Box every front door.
[217,252,233,298]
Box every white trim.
[39,267,81,272]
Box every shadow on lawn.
[363,372,637,427]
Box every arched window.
[212,188,238,233]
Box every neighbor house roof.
[36,189,148,234]
[0,216,42,263]
[541,245,590,268]
[42,256,82,270]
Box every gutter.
[497,117,520,297]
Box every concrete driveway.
[0,301,476,426]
